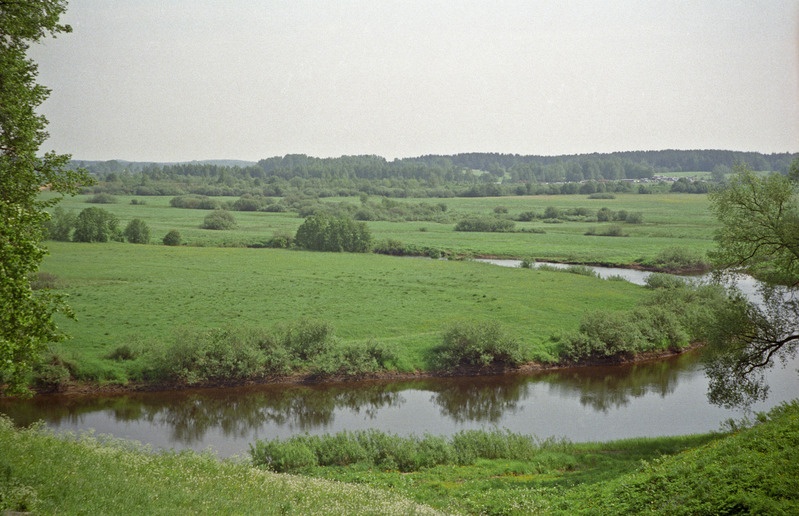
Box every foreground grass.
[252,401,799,515]
[40,242,647,384]
[4,401,796,514]
[0,416,441,515]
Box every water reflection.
[428,375,530,423]
[537,353,693,412]
[0,349,749,455]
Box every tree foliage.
[706,162,799,407]
[0,0,93,395]
[123,218,150,244]
[295,213,372,252]
[72,207,121,242]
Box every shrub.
[162,230,182,246]
[87,193,117,204]
[588,192,616,199]
[29,271,60,290]
[105,345,138,361]
[596,207,613,221]
[543,206,560,219]
[311,341,397,378]
[646,246,709,272]
[249,439,318,472]
[454,217,515,232]
[202,209,237,230]
[565,265,598,277]
[265,231,293,249]
[169,195,219,210]
[123,218,150,244]
[281,319,335,363]
[558,311,648,362]
[147,328,267,384]
[625,211,644,224]
[434,321,525,369]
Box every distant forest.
[72,149,798,199]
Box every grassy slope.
[0,416,441,515]
[3,401,796,515]
[42,242,647,382]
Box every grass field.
[41,242,648,383]
[48,191,718,264]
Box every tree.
[44,206,76,241]
[123,218,150,244]
[295,213,372,252]
[73,207,121,242]
[705,162,799,407]
[1,1,93,395]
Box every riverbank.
[22,341,703,398]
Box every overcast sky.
[30,0,799,162]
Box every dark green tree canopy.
[295,213,372,253]
[1,0,93,395]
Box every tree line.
[73,149,796,186]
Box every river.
[0,263,796,458]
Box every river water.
[1,263,796,458]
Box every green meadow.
[33,190,722,386]
[41,242,647,384]
[49,191,717,264]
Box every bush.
[202,209,237,230]
[274,319,336,365]
[147,328,267,384]
[123,218,150,244]
[454,217,515,232]
[87,193,117,204]
[543,206,560,219]
[162,230,182,246]
[558,310,650,362]
[170,195,219,210]
[311,341,397,378]
[588,192,616,199]
[646,246,709,272]
[265,231,293,249]
[625,211,644,224]
[249,439,318,472]
[434,321,525,369]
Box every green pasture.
[41,242,647,383]
[49,191,717,264]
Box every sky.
[29,0,799,163]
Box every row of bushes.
[143,321,397,384]
[555,276,729,362]
[250,428,569,473]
